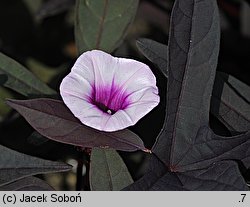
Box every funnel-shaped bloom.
[60,50,159,132]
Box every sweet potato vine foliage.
[1,0,250,191]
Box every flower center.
[94,102,116,115]
[89,84,130,115]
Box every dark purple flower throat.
[89,84,130,115]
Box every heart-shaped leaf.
[211,72,250,133]
[75,0,139,53]
[152,0,221,170]
[90,148,133,191]
[0,52,56,96]
[0,177,54,191]
[0,144,71,186]
[6,98,147,152]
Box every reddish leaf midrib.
[169,1,195,169]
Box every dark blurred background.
[0,0,249,189]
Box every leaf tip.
[5,98,14,106]
[5,98,20,109]
[136,38,147,48]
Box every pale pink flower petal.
[60,50,159,132]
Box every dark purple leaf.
[123,156,184,191]
[176,161,249,191]
[152,0,220,168]
[0,144,71,186]
[0,177,54,191]
[6,98,147,152]
[174,127,250,171]
[124,156,248,190]
[128,0,250,191]
[124,171,184,191]
[136,39,168,77]
[137,39,250,134]
[211,72,250,133]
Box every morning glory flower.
[60,50,159,132]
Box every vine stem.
[83,148,91,191]
[76,147,91,191]
[76,152,84,190]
